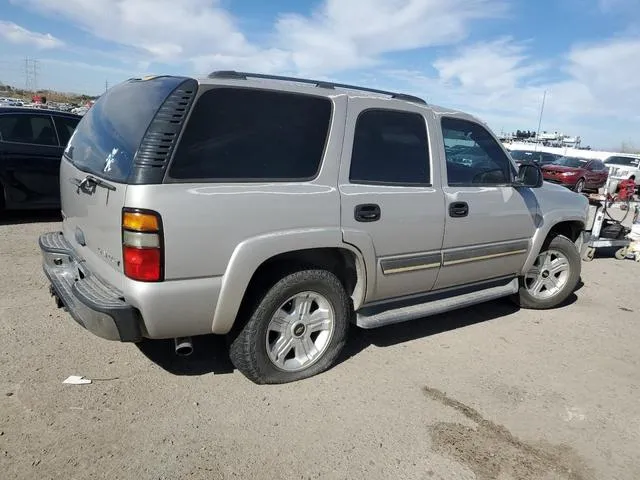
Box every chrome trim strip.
[383,262,441,274]
[443,249,528,266]
[443,239,529,264]
[380,252,441,275]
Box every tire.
[615,248,628,260]
[574,178,585,193]
[228,269,350,384]
[513,235,581,310]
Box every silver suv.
[40,71,589,384]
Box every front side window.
[349,109,430,185]
[169,88,332,181]
[0,114,58,146]
[441,117,513,186]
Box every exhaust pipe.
[174,337,193,357]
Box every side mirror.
[514,162,543,188]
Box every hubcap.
[576,181,584,192]
[524,249,571,300]
[265,291,335,372]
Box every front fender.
[521,210,588,274]
[211,228,368,334]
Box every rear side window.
[64,76,188,183]
[53,116,79,146]
[169,88,332,181]
[349,109,430,185]
[0,114,58,146]
[441,117,513,186]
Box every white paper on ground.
[62,375,92,385]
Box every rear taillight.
[122,209,163,282]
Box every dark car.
[510,149,559,167]
[542,156,608,193]
[0,107,81,211]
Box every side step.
[356,278,519,329]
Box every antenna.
[534,90,546,152]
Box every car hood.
[534,181,589,224]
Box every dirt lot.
[1,210,639,480]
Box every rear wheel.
[513,235,581,309]
[574,178,585,193]
[228,269,350,384]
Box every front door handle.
[355,204,381,222]
[449,201,469,218]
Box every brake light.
[122,209,163,282]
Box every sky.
[0,0,639,149]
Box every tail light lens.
[122,209,163,282]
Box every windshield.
[553,156,588,168]
[64,76,188,183]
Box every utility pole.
[105,79,109,93]
[24,57,39,92]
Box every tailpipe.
[174,337,193,357]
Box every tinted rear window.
[169,88,332,181]
[64,76,187,183]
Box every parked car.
[604,155,640,192]
[0,107,81,211]
[40,72,589,384]
[510,149,559,167]
[541,156,608,193]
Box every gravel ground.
[1,209,639,480]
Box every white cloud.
[274,0,506,73]
[15,0,505,74]
[386,36,640,147]
[14,0,255,63]
[0,21,64,49]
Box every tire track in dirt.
[423,386,594,480]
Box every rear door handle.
[449,201,469,218]
[355,204,381,222]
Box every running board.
[356,278,519,329]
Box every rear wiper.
[70,175,116,193]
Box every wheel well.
[548,221,584,243]
[250,248,358,295]
[231,248,361,334]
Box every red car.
[542,157,609,193]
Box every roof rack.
[208,70,426,105]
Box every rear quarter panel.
[123,95,349,334]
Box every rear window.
[64,76,187,183]
[168,88,332,181]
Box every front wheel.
[513,235,581,309]
[574,178,586,193]
[228,269,350,384]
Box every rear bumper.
[39,231,142,342]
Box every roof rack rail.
[207,70,426,104]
